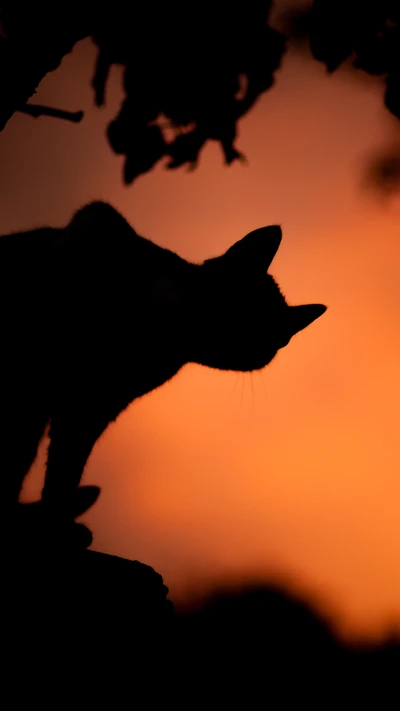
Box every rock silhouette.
[174,583,400,706]
[6,558,399,707]
[5,545,174,705]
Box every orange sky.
[1,35,399,642]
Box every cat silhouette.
[0,202,326,528]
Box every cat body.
[0,201,326,513]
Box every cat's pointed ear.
[225,225,282,270]
[288,304,327,336]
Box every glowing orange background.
[1,38,399,642]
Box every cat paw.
[40,485,100,550]
[62,521,94,549]
[8,486,100,553]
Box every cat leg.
[38,407,110,548]
[0,405,49,555]
[42,406,110,510]
[0,405,48,506]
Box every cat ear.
[288,304,327,336]
[225,225,282,270]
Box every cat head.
[190,225,326,372]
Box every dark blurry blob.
[365,145,400,194]
[5,562,399,707]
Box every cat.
[0,201,326,540]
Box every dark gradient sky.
[0,34,399,642]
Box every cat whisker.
[223,372,240,407]
[257,369,269,402]
[250,371,256,411]
[238,371,245,412]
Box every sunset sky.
[1,26,399,642]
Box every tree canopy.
[0,1,399,189]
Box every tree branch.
[0,2,92,131]
[17,103,84,123]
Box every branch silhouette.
[0,1,90,130]
[17,103,84,122]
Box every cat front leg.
[43,407,110,503]
[0,403,48,506]
[41,406,111,545]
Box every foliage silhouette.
[91,2,285,182]
[1,200,325,541]
[0,0,286,183]
[279,0,400,193]
[1,1,399,189]
[280,0,400,117]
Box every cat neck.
[178,259,221,366]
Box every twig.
[17,103,84,123]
